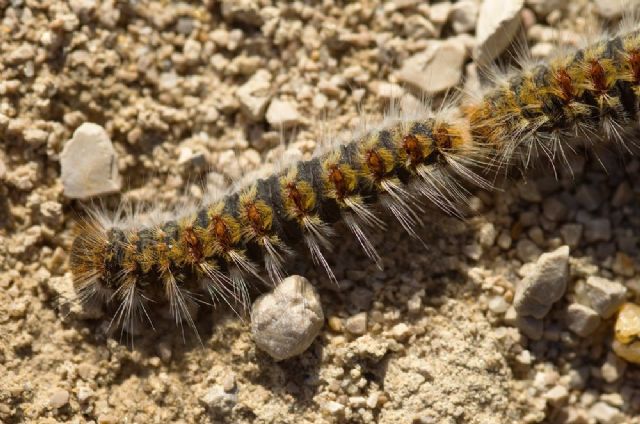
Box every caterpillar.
[69,22,640,339]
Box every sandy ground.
[2,0,640,423]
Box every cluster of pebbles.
[2,0,640,423]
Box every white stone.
[450,0,479,34]
[544,385,568,406]
[601,352,627,383]
[488,296,510,314]
[588,402,624,424]
[579,276,627,319]
[566,303,601,337]
[514,246,570,319]
[474,0,524,66]
[236,69,272,121]
[594,0,625,19]
[199,385,237,416]
[49,389,70,409]
[6,43,35,64]
[265,99,301,128]
[251,275,324,361]
[345,312,368,335]
[323,400,345,415]
[61,122,121,199]
[429,2,452,25]
[398,39,466,94]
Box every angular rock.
[584,218,611,243]
[588,402,624,424]
[265,99,301,129]
[594,0,625,19]
[236,69,272,121]
[578,276,627,319]
[61,122,121,199]
[345,312,368,336]
[398,39,466,94]
[450,0,478,34]
[474,0,524,66]
[199,385,237,417]
[251,275,324,361]
[514,245,570,319]
[566,303,601,337]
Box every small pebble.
[345,312,368,336]
[594,0,625,19]
[265,99,301,128]
[566,303,601,337]
[516,239,542,263]
[588,401,624,424]
[488,296,510,314]
[577,276,627,319]
[251,275,324,361]
[236,69,272,121]
[600,352,626,383]
[584,218,611,243]
[199,385,237,416]
[544,385,569,406]
[60,122,121,199]
[542,197,568,221]
[450,0,478,33]
[398,39,466,94]
[560,224,583,249]
[514,245,570,319]
[49,389,70,409]
[323,400,345,415]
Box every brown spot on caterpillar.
[286,182,305,215]
[246,203,263,230]
[433,125,452,150]
[555,68,575,103]
[213,217,231,248]
[629,51,640,84]
[402,134,424,165]
[327,165,346,199]
[366,150,384,177]
[589,59,608,93]
[182,227,203,263]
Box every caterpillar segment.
[70,27,640,334]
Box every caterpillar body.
[70,25,640,336]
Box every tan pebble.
[97,414,119,424]
[49,389,70,409]
[266,99,301,128]
[328,316,343,332]
[390,323,411,341]
[398,40,466,94]
[345,312,368,336]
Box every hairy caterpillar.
[69,22,640,339]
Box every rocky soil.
[2,0,640,423]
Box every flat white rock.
[398,39,466,94]
[61,122,121,199]
[474,0,524,66]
